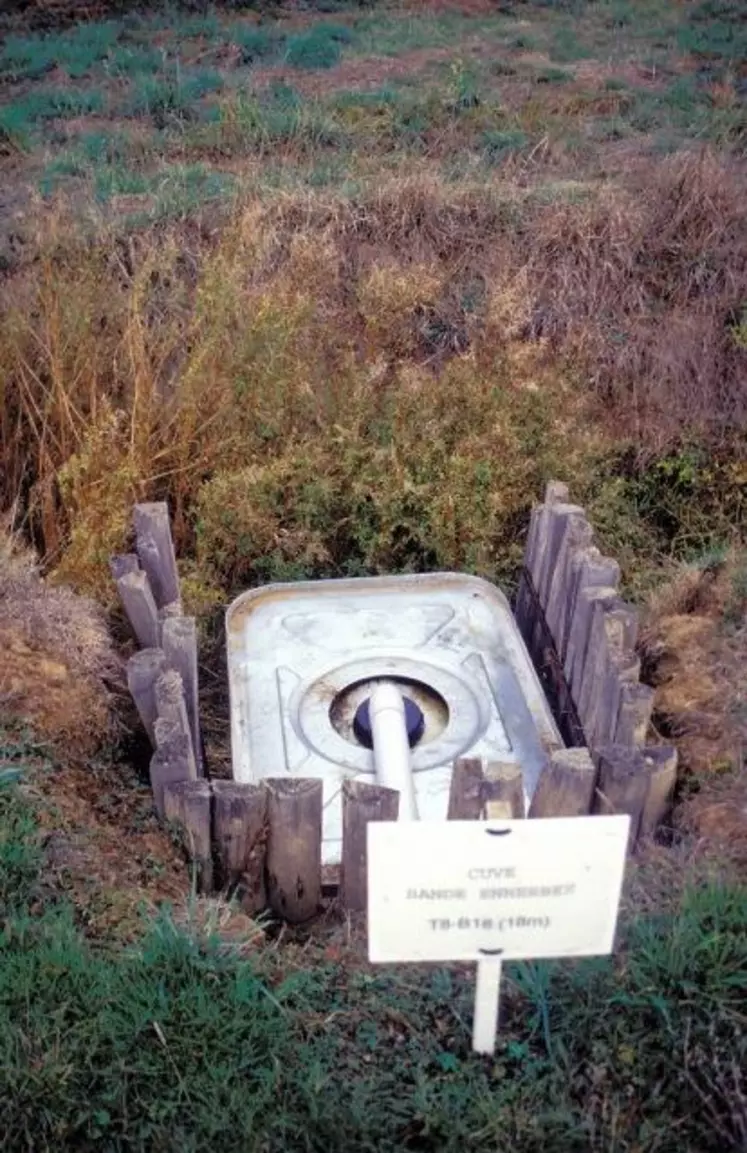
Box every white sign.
[367,816,629,964]
[367,816,629,1054]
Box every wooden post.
[162,616,204,777]
[546,518,595,660]
[515,506,544,634]
[483,761,524,819]
[583,604,639,753]
[586,648,640,758]
[563,550,620,679]
[577,598,635,728]
[640,746,678,839]
[265,779,323,923]
[341,779,399,912]
[163,779,213,893]
[521,482,569,616]
[151,713,197,818]
[158,601,182,643]
[447,758,485,820]
[594,746,648,849]
[110,553,140,581]
[212,781,268,913]
[116,569,160,649]
[615,682,655,748]
[528,748,596,818]
[535,501,584,609]
[126,647,166,746]
[544,507,593,646]
[155,662,197,760]
[566,585,619,707]
[133,502,181,612]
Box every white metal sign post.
[367,815,630,1054]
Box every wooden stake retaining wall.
[515,482,678,846]
[113,492,678,925]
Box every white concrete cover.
[226,573,561,864]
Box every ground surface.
[0,1,746,1149]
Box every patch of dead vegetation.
[640,552,747,869]
[251,44,463,99]
[0,523,122,757]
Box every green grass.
[0,22,122,82]
[535,66,575,84]
[548,25,594,63]
[230,24,286,65]
[482,128,530,161]
[1,762,746,1151]
[285,23,353,71]
[677,0,747,70]
[0,88,106,148]
[106,43,165,78]
[127,68,225,124]
[194,87,349,157]
[351,11,505,58]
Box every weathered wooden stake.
[212,780,268,913]
[162,615,204,777]
[586,647,640,758]
[544,506,593,645]
[158,601,182,643]
[265,778,323,923]
[567,584,618,707]
[577,597,635,727]
[528,748,596,818]
[110,553,140,581]
[594,746,649,849]
[563,550,620,678]
[163,779,213,893]
[151,713,197,818]
[126,647,166,746]
[447,758,485,820]
[483,761,525,819]
[341,779,399,912]
[640,746,679,839]
[517,482,569,636]
[615,682,655,748]
[155,663,197,767]
[116,569,160,649]
[133,502,181,612]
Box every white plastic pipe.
[369,681,419,821]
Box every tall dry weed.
[0,156,744,599]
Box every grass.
[285,23,353,70]
[0,21,122,82]
[230,24,286,65]
[127,67,225,124]
[0,87,105,146]
[482,128,530,161]
[1,759,746,1151]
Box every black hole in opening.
[353,696,425,749]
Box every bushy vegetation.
[1,150,744,605]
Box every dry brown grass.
[640,551,747,867]
[0,520,121,756]
[517,150,747,450]
[641,552,745,768]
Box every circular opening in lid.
[329,676,449,748]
